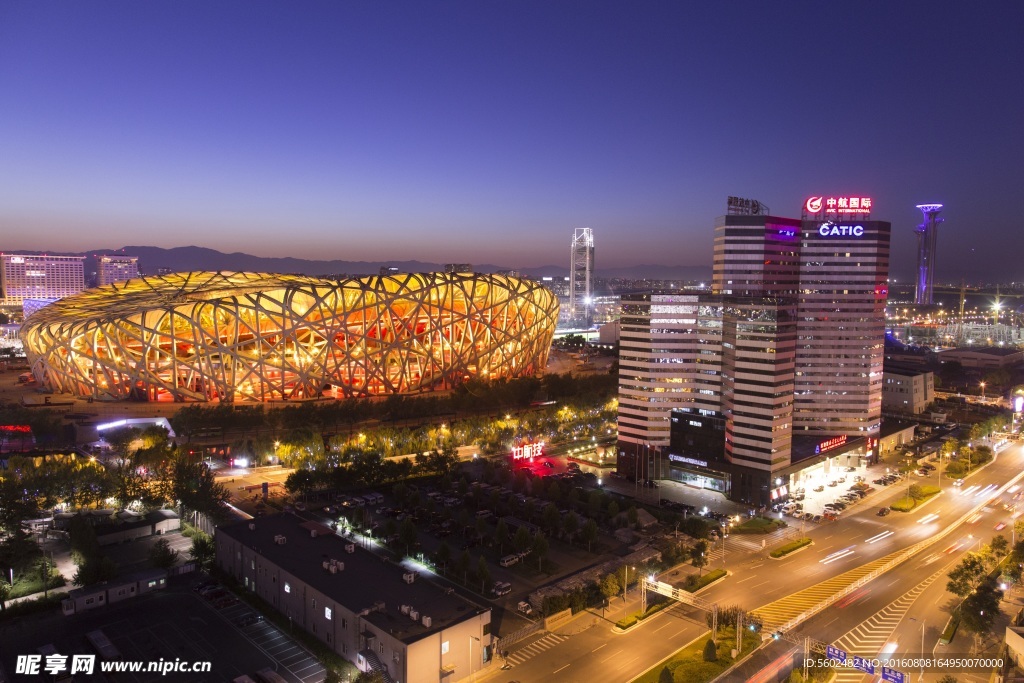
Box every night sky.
[2,2,1021,280]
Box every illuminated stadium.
[21,271,558,402]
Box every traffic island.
[889,485,940,512]
[769,537,812,559]
[731,517,787,534]
[632,625,761,683]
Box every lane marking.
[591,644,606,653]
[553,664,570,674]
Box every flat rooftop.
[218,514,487,644]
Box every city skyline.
[2,2,1022,281]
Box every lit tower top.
[914,203,944,306]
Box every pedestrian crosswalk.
[503,633,568,666]
[830,569,943,683]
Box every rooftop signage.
[727,196,768,216]
[818,224,865,237]
[511,442,543,460]
[815,434,847,455]
[805,196,873,215]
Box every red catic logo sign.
[512,443,543,460]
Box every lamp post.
[981,382,986,401]
[908,617,925,681]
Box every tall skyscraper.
[568,228,594,326]
[98,255,140,286]
[913,204,944,305]
[794,203,891,436]
[616,292,723,453]
[0,254,85,313]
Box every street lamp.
[980,382,987,401]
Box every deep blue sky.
[2,2,1021,280]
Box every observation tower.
[914,203,944,305]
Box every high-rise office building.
[616,292,723,454]
[617,197,890,504]
[568,228,594,326]
[794,203,891,437]
[98,255,140,286]
[0,254,85,313]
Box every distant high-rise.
[444,263,473,274]
[98,255,139,286]
[0,254,85,313]
[568,228,594,326]
[914,204,944,305]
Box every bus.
[85,629,123,661]
[35,644,73,682]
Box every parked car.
[235,614,265,627]
[811,514,823,523]
[813,485,825,493]
[517,601,534,615]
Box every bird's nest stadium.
[21,271,558,402]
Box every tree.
[960,577,1002,636]
[398,517,418,557]
[495,519,509,554]
[581,518,599,552]
[947,554,987,600]
[702,638,718,662]
[513,526,532,554]
[189,532,215,570]
[532,534,549,572]
[477,556,491,592]
[73,555,117,587]
[543,504,559,533]
[607,500,620,523]
[599,573,620,609]
[691,540,709,577]
[658,666,673,683]
[436,541,452,572]
[149,538,179,570]
[457,549,472,582]
[937,675,959,683]
[990,534,1009,559]
[562,512,579,544]
[323,670,343,683]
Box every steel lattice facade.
[21,271,558,402]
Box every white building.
[216,514,492,683]
[882,365,935,415]
[98,255,140,286]
[0,254,85,313]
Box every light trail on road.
[865,530,893,543]
[820,546,856,564]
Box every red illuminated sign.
[805,196,873,215]
[815,435,847,455]
[512,443,543,460]
[0,425,32,433]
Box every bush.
[702,638,718,662]
[770,537,812,558]
[889,496,916,512]
[684,568,726,592]
[731,517,786,534]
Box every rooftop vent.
[400,604,410,615]
[402,572,416,584]
[248,523,256,531]
[421,615,432,628]
[310,529,318,538]
[273,535,287,545]
[409,609,419,621]
[345,543,355,553]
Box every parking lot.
[0,582,284,682]
[214,598,325,683]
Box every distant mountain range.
[14,245,713,281]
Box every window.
[284,582,291,593]
[325,607,332,621]
[312,598,316,609]
[441,641,450,655]
[378,643,383,654]
[342,618,347,628]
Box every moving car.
[876,507,890,516]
